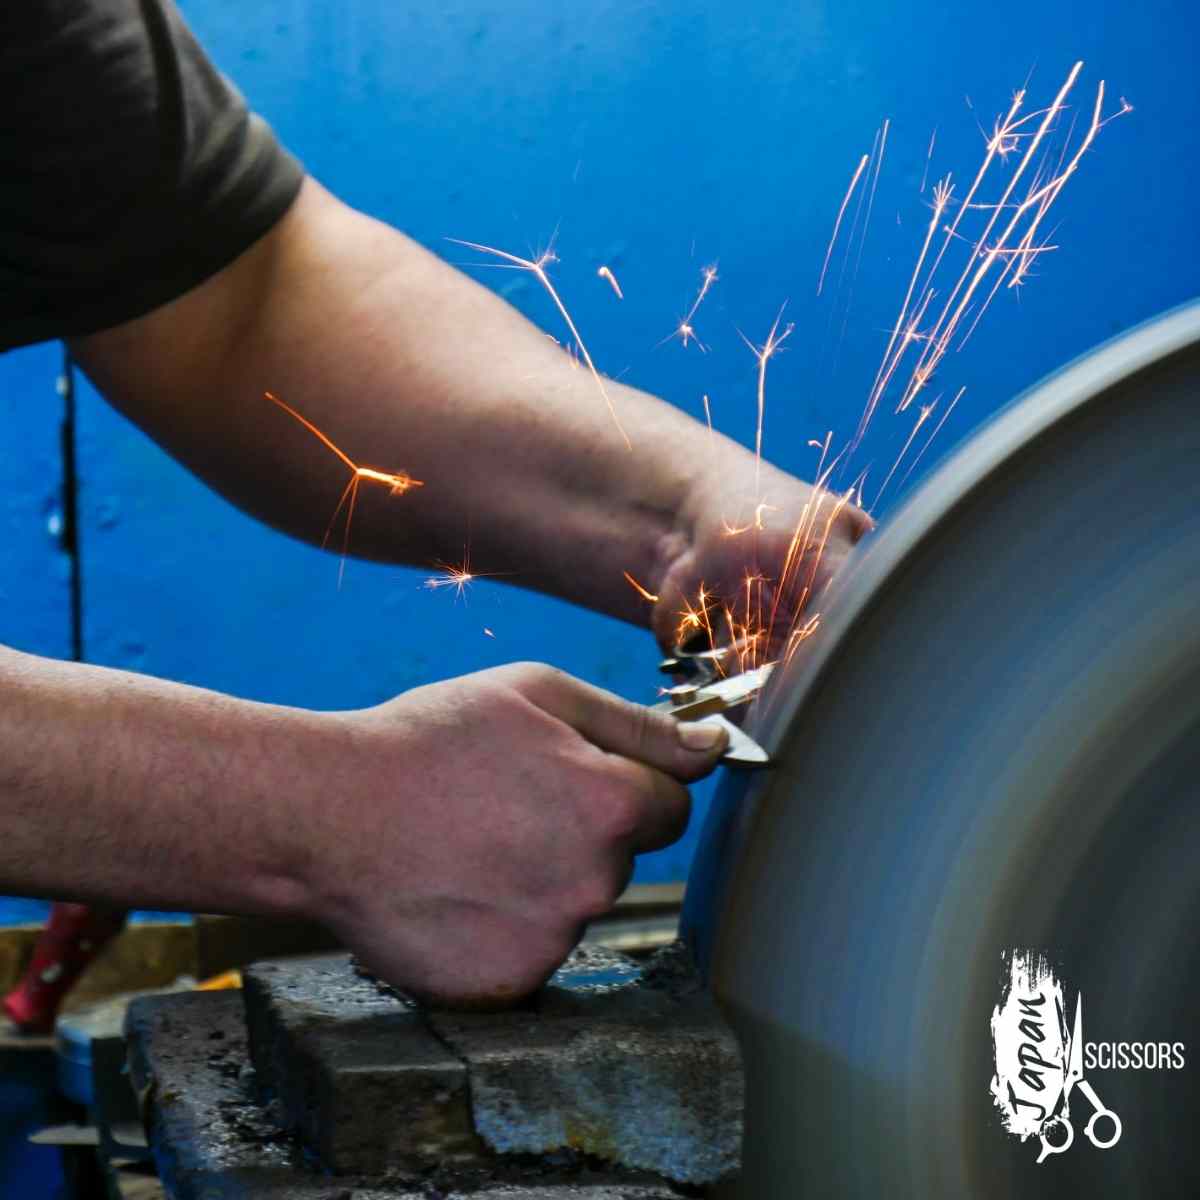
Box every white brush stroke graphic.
[990,950,1069,1140]
[990,949,1124,1163]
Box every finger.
[604,757,693,854]
[842,496,875,540]
[530,670,729,781]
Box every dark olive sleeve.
[0,0,304,352]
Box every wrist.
[230,703,363,924]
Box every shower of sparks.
[264,391,422,587]
[694,62,1121,681]
[885,67,1131,420]
[448,238,632,449]
[872,399,937,508]
[597,265,624,299]
[854,118,890,281]
[852,174,954,455]
[895,385,966,495]
[817,153,869,295]
[846,63,1131,464]
[419,62,1127,697]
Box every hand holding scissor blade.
[1037,995,1123,1163]
[656,643,772,767]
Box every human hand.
[300,663,727,1007]
[651,456,872,657]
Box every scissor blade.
[706,714,771,766]
[1069,994,1084,1083]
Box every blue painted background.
[2,0,1198,919]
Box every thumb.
[529,670,729,781]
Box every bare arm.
[0,638,727,1003]
[0,643,314,916]
[70,178,865,634]
[5,177,865,1003]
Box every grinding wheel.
[683,302,1200,1197]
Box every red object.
[2,903,128,1034]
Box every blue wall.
[2,0,1198,907]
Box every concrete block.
[126,989,682,1200]
[241,945,742,1186]
[243,955,482,1173]
[427,942,743,1185]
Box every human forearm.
[0,641,727,1003]
[0,643,316,915]
[70,179,774,626]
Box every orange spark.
[424,562,476,600]
[764,437,848,648]
[817,153,869,295]
[424,546,509,600]
[856,118,890,270]
[853,176,953,450]
[623,571,660,603]
[264,391,422,586]
[753,501,778,528]
[784,614,823,667]
[597,265,624,299]
[920,127,937,193]
[738,305,794,496]
[872,400,937,509]
[896,386,966,494]
[687,264,719,322]
[675,586,716,648]
[663,264,719,351]
[897,63,1118,412]
[655,66,1123,682]
[448,238,631,449]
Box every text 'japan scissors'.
[1037,995,1122,1163]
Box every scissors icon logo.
[1037,995,1122,1163]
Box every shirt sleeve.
[0,0,304,352]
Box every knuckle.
[505,661,566,696]
[627,702,667,760]
[595,773,643,841]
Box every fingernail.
[677,720,728,752]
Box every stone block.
[243,955,482,1173]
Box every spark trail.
[891,66,1130,417]
[723,62,1123,675]
[428,63,1127,690]
[818,153,870,295]
[449,238,632,449]
[424,562,477,599]
[664,264,720,350]
[739,305,794,496]
[264,391,422,587]
[597,265,624,298]
[920,128,937,193]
